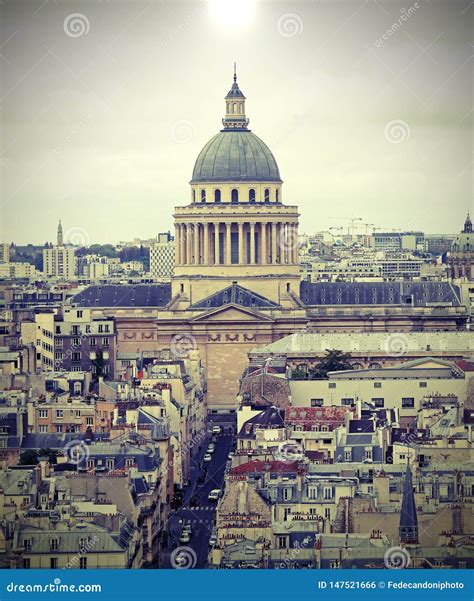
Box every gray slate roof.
[299,281,461,307]
[189,283,280,310]
[72,284,171,308]
[191,130,281,183]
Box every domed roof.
[451,214,473,253]
[191,130,281,183]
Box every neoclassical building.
[172,70,300,306]
[72,72,468,411]
[449,214,473,280]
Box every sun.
[209,0,255,28]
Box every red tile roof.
[285,406,352,430]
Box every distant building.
[0,243,10,264]
[0,262,37,279]
[449,214,473,280]
[149,232,175,279]
[371,232,424,251]
[43,247,76,279]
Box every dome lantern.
[222,63,249,131]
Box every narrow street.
[161,429,234,568]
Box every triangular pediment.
[190,303,274,322]
[188,283,280,311]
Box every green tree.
[310,349,353,379]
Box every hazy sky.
[1,0,472,245]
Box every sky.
[1,0,472,245]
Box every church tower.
[399,460,419,545]
[172,69,301,306]
[57,219,63,246]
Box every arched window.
[231,189,239,203]
[192,189,196,203]
[264,188,270,202]
[276,189,279,203]
[201,189,206,202]
[249,189,256,203]
[239,104,243,114]
[214,189,221,203]
[233,102,237,113]
[74,382,81,395]
[226,102,230,113]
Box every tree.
[310,349,353,379]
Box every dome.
[451,213,472,252]
[191,130,281,183]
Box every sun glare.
[209,0,255,28]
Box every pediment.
[190,303,274,322]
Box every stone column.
[238,222,244,265]
[225,222,232,265]
[250,222,255,265]
[174,224,180,265]
[261,222,267,264]
[203,223,209,265]
[193,223,200,265]
[271,222,277,265]
[284,222,290,264]
[214,223,220,265]
[292,223,299,264]
[186,223,192,266]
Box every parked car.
[212,425,222,435]
[208,488,222,501]
[207,443,216,451]
[203,453,212,462]
[208,532,218,547]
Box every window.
[231,188,239,203]
[106,458,114,470]
[214,189,221,203]
[56,425,63,433]
[56,410,63,419]
[24,539,32,551]
[419,382,427,388]
[402,397,415,408]
[311,399,324,407]
[264,188,270,202]
[324,507,331,518]
[85,325,91,333]
[249,188,255,203]
[89,337,96,346]
[344,449,352,461]
[39,409,48,418]
[192,189,196,203]
[86,417,93,426]
[79,557,87,569]
[276,189,279,202]
[50,558,58,569]
[23,558,31,569]
[324,487,332,500]
[50,538,59,551]
[372,398,384,407]
[374,382,382,388]
[77,311,83,318]
[278,536,287,549]
[328,383,336,389]
[74,383,81,396]
[98,325,103,333]
[72,338,81,347]
[72,352,81,361]
[104,324,110,333]
[200,189,206,202]
[365,449,373,460]
[102,338,109,346]
[308,486,318,500]
[39,425,48,433]
[341,398,353,406]
[283,487,292,501]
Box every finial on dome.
[464,212,472,233]
[234,62,237,83]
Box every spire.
[222,64,249,131]
[463,212,472,233]
[57,219,63,246]
[399,458,419,544]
